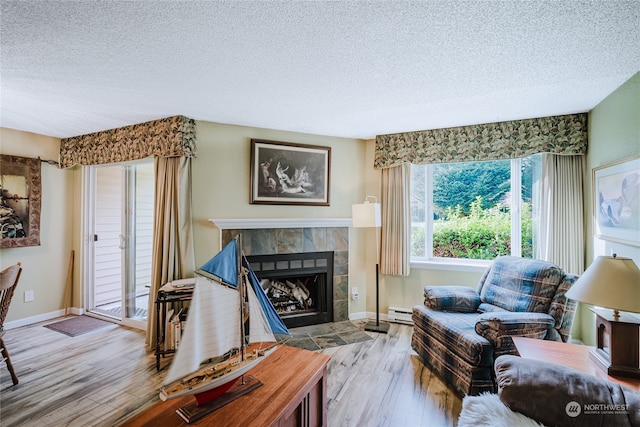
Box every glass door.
[85,160,154,328]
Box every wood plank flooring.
[0,317,461,426]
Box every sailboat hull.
[159,345,277,402]
[193,377,239,406]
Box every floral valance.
[59,115,197,168]
[374,113,587,169]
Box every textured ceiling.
[1,1,639,140]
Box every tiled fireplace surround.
[219,223,350,324]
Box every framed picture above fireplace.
[250,139,331,206]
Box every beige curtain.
[538,154,585,275]
[380,163,411,276]
[146,156,196,349]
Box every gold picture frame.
[1,155,42,248]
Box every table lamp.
[352,196,388,333]
[565,254,640,378]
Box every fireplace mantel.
[209,218,352,230]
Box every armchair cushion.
[475,312,554,350]
[478,256,564,313]
[423,286,481,313]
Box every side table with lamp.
[565,254,640,378]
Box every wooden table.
[123,345,330,426]
[512,337,640,391]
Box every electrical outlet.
[351,287,359,301]
[24,290,34,302]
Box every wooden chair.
[0,262,22,386]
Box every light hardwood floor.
[0,317,462,426]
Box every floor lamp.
[352,196,389,333]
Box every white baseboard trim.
[4,307,84,330]
[348,311,368,321]
[349,311,390,322]
[349,309,415,325]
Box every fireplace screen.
[247,251,334,328]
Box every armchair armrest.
[423,286,480,313]
[475,312,555,350]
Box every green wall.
[578,71,640,344]
[190,121,369,316]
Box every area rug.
[279,320,373,351]
[44,315,113,337]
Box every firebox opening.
[261,274,325,318]
[247,251,334,329]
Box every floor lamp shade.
[352,202,381,228]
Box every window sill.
[410,259,490,273]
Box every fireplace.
[247,251,334,328]
[217,222,349,324]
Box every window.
[410,155,542,263]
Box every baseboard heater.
[388,306,413,325]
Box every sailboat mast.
[237,235,246,362]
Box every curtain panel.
[146,156,196,349]
[380,163,411,276]
[538,154,585,275]
[374,113,587,169]
[59,115,196,168]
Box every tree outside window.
[411,155,541,261]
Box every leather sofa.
[458,355,640,427]
[411,256,578,397]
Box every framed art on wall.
[250,139,331,206]
[0,155,42,248]
[593,154,640,246]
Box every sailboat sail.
[163,275,241,385]
[245,260,289,335]
[247,284,276,344]
[199,238,239,286]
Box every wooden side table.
[124,345,330,426]
[512,337,640,391]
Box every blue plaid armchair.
[411,256,578,397]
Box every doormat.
[280,321,373,351]
[44,315,112,337]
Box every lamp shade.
[352,202,381,228]
[565,256,640,314]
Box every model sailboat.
[159,236,289,405]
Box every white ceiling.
[1,1,639,140]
